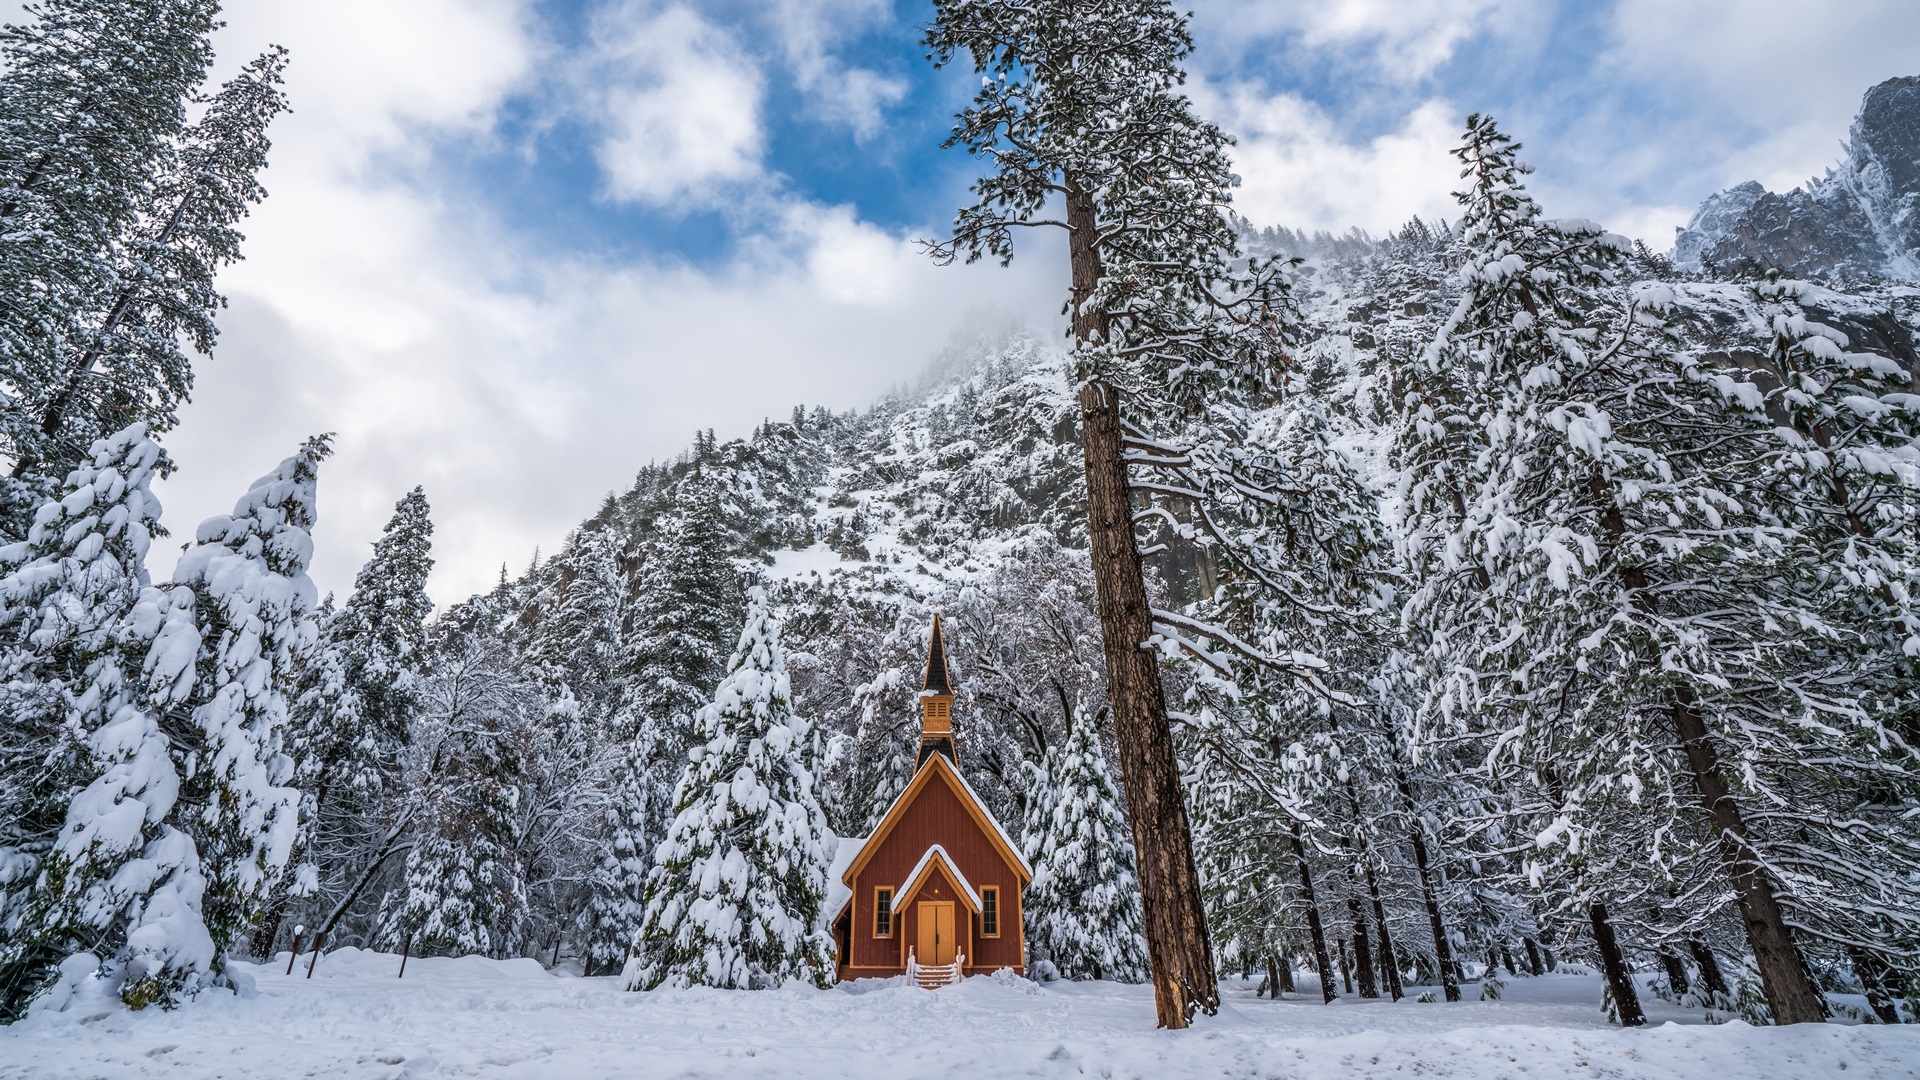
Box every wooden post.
[305,930,328,979]
[398,933,412,979]
[285,926,305,975]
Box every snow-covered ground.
[6,949,1916,1079]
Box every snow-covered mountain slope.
[8,948,1916,1079]
[1672,76,1920,281]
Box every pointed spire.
[917,614,957,768]
[923,613,953,696]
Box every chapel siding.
[844,774,1024,974]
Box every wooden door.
[916,901,956,965]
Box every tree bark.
[1346,892,1379,998]
[1523,937,1545,978]
[1589,902,1646,1027]
[1688,938,1728,997]
[1277,949,1296,994]
[1669,687,1826,1024]
[1399,775,1459,1002]
[1288,826,1338,1003]
[1338,937,1355,995]
[1499,943,1517,977]
[1067,177,1215,1028]
[1659,950,1692,998]
[1363,863,1403,1000]
[1263,954,1281,999]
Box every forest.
[1,0,1916,1041]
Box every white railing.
[908,948,965,988]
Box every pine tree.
[0,0,222,503]
[1023,702,1149,982]
[262,487,433,953]
[163,436,330,970]
[0,425,213,1015]
[925,0,1301,1021]
[625,588,835,990]
[380,626,542,959]
[19,46,290,480]
[581,729,649,976]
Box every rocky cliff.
[1672,76,1920,281]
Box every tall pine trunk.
[1589,902,1645,1027]
[1287,826,1338,1003]
[1668,687,1826,1024]
[1659,950,1691,998]
[1399,774,1459,1002]
[1067,178,1215,1028]
[1346,891,1379,998]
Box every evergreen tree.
[1023,702,1149,982]
[164,436,330,970]
[19,45,290,480]
[625,588,835,990]
[0,426,209,1015]
[380,626,543,959]
[581,729,649,976]
[925,0,1299,1025]
[263,486,433,953]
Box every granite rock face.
[1672,76,1920,281]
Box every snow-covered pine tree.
[290,486,433,818]
[0,1,216,479]
[0,426,212,1016]
[1024,701,1149,982]
[21,46,290,480]
[379,620,542,959]
[263,486,433,954]
[164,436,330,967]
[581,728,650,976]
[625,588,835,990]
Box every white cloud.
[1201,87,1462,235]
[767,0,908,140]
[586,5,767,207]
[1192,0,1522,80]
[149,0,1062,607]
[1603,0,1920,196]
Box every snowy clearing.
[5,948,1916,1079]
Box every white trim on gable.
[894,844,982,912]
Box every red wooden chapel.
[828,615,1031,984]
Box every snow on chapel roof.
[826,835,866,920]
[893,844,982,911]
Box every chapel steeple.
[916,614,957,768]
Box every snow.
[824,835,865,920]
[7,949,1917,1079]
[894,844,983,910]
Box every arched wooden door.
[916,902,956,965]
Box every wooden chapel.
[827,615,1031,985]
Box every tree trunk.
[1669,687,1826,1025]
[1067,177,1215,1028]
[1500,944,1517,977]
[1346,893,1378,998]
[1400,776,1459,1002]
[1278,949,1296,994]
[1688,939,1727,997]
[1659,950,1692,998]
[1589,902,1646,1027]
[1264,954,1281,999]
[1848,946,1900,1025]
[1288,827,1338,1003]
[1364,863,1403,1000]
[1338,937,1354,995]
[1523,937,1545,978]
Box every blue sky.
[21,0,1904,603]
